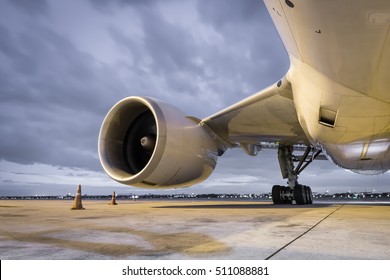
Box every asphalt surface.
[1,199,389,259]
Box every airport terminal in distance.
[1,190,390,202]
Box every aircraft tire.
[281,186,292,204]
[307,186,313,204]
[303,186,310,204]
[294,185,306,205]
[272,185,282,204]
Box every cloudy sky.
[0,0,389,196]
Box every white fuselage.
[265,0,390,173]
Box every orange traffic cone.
[109,191,118,205]
[71,185,85,210]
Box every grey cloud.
[107,7,212,115]
[6,0,49,17]
[0,24,38,77]
[106,0,288,117]
[140,10,199,74]
[0,19,126,171]
[199,1,289,89]
[90,0,163,9]
[197,0,266,28]
[0,24,19,58]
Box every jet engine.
[98,96,219,188]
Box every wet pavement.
[1,200,389,260]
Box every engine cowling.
[98,96,219,188]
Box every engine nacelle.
[98,96,219,188]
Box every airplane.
[98,0,390,205]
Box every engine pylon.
[71,185,85,210]
[109,191,118,205]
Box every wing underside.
[202,76,309,149]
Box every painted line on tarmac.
[265,204,345,260]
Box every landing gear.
[293,184,312,205]
[272,185,293,204]
[272,145,320,205]
[272,184,311,205]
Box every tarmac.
[0,199,389,260]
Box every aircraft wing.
[202,76,309,150]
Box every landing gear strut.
[272,145,320,205]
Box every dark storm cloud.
[196,0,289,101]
[0,13,125,170]
[107,5,202,82]
[197,0,289,77]
[6,0,49,16]
[101,0,288,117]
[89,0,156,8]
[199,0,261,25]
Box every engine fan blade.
[123,111,157,174]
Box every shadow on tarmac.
[153,203,335,209]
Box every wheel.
[303,185,313,204]
[307,186,313,204]
[294,184,306,205]
[303,185,310,204]
[272,185,282,204]
[281,186,293,204]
